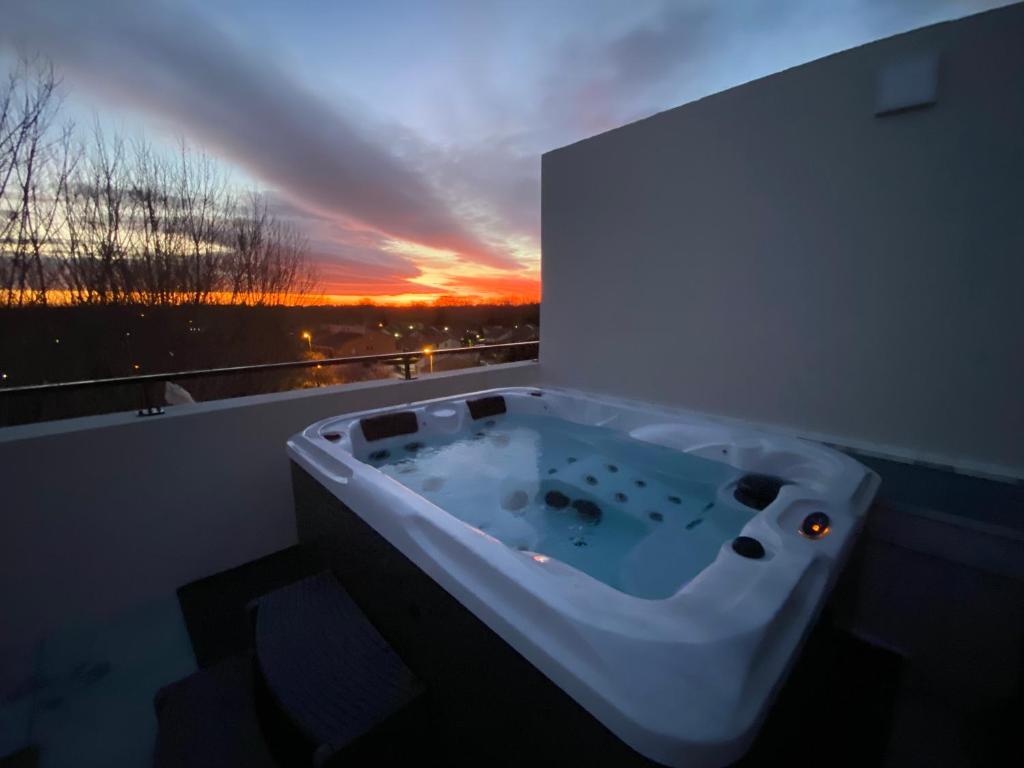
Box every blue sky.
[0,0,1008,302]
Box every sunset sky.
[0,0,1006,304]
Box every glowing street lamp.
[301,331,312,351]
[423,345,434,374]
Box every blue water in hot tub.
[362,413,753,599]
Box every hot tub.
[287,387,879,767]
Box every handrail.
[0,340,539,396]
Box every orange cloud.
[316,271,540,305]
[309,235,540,305]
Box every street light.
[423,345,434,374]
[301,331,312,351]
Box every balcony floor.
[2,537,1019,767]
[0,596,195,768]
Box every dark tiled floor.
[153,655,278,768]
[176,546,323,669]
[176,546,909,767]
[174,540,1022,767]
[0,746,38,768]
[881,667,1015,768]
[739,613,904,767]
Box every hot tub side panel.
[290,462,658,767]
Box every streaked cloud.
[0,0,1009,301]
[0,0,521,280]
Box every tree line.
[0,60,318,308]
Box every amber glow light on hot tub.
[800,512,832,539]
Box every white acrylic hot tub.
[287,386,879,767]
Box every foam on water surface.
[364,413,753,599]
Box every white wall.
[0,362,538,648]
[541,4,1024,479]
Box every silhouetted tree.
[0,59,60,306]
[1,59,319,308]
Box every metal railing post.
[137,379,165,417]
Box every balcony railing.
[0,340,539,422]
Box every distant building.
[418,346,480,375]
[462,329,485,346]
[401,327,447,352]
[335,330,398,358]
[414,334,468,375]
[493,323,539,344]
[320,323,367,336]
[482,325,506,342]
